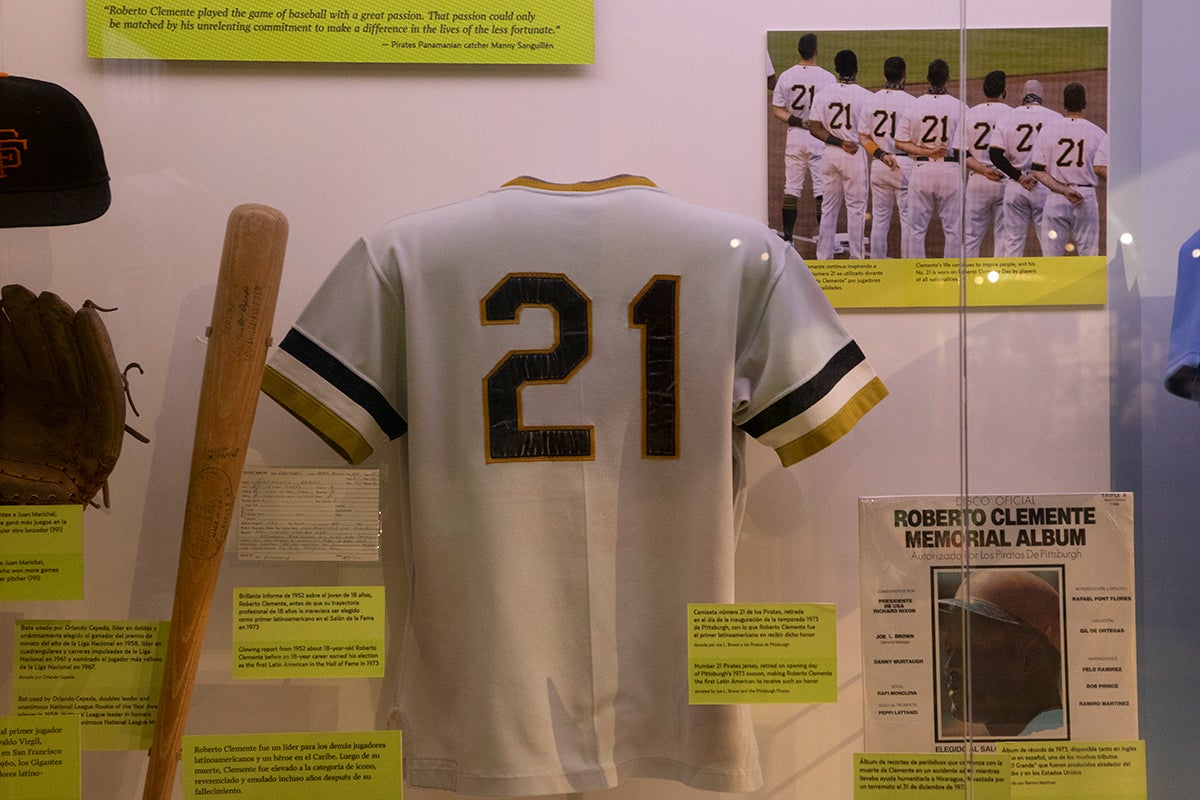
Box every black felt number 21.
[482,272,680,462]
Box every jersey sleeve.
[808,85,833,130]
[852,85,874,130]
[987,118,1011,155]
[856,94,878,138]
[895,103,916,146]
[771,75,788,109]
[1165,228,1200,400]
[1094,131,1110,170]
[1029,122,1055,172]
[951,100,970,154]
[262,236,408,464]
[732,244,887,466]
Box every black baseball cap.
[0,74,111,228]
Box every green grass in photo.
[768,27,1106,89]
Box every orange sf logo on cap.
[0,129,28,179]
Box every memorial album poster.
[858,493,1136,753]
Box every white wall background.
[1,2,1150,799]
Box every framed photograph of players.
[766,27,1109,309]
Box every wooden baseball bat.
[142,204,288,800]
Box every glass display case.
[0,1,1191,798]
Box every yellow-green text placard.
[12,621,167,751]
[182,730,401,799]
[809,256,1106,309]
[233,586,385,679]
[999,740,1146,800]
[87,0,593,63]
[854,753,1009,800]
[0,505,83,602]
[688,603,836,704]
[0,715,82,800]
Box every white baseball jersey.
[989,102,1062,257]
[963,101,1011,258]
[858,87,916,258]
[773,63,837,198]
[809,79,874,259]
[988,102,1061,173]
[262,176,887,796]
[1165,227,1200,399]
[1032,116,1108,256]
[898,90,969,258]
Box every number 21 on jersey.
[481,273,680,463]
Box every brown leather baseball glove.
[0,284,126,506]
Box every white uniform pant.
[784,131,825,200]
[906,160,963,259]
[868,156,912,259]
[1042,187,1100,256]
[964,173,1007,259]
[999,178,1050,257]
[817,145,869,260]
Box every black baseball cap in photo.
[0,73,111,228]
[938,569,1062,651]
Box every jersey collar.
[501,175,658,192]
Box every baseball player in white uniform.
[857,56,915,259]
[262,175,887,796]
[807,49,874,260]
[988,79,1062,257]
[772,33,836,243]
[963,70,1011,258]
[1031,82,1108,257]
[896,58,968,259]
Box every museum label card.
[233,587,385,678]
[999,740,1146,800]
[12,621,168,750]
[688,603,836,704]
[0,506,83,601]
[0,715,81,800]
[87,1,594,64]
[182,730,401,799]
[854,753,1009,799]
